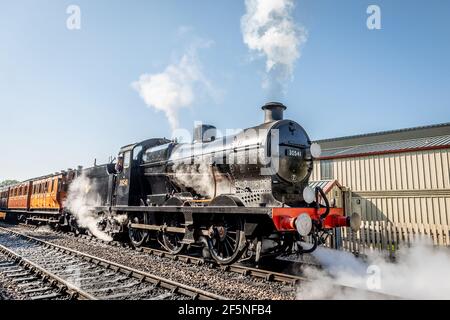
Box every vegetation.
[0,180,20,187]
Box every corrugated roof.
[315,122,450,144]
[309,180,333,190]
[319,134,450,159]
[308,180,342,193]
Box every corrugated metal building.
[312,123,450,247]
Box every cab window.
[124,151,131,169]
[133,145,142,160]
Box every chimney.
[262,102,286,123]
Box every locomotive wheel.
[207,216,247,265]
[161,198,187,254]
[128,216,148,247]
[161,213,186,255]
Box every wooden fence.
[328,221,450,257]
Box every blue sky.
[1,0,449,181]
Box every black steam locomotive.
[84,102,359,264]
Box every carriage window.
[320,160,334,180]
[124,151,131,168]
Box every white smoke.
[132,40,216,132]
[64,174,112,241]
[297,238,450,299]
[171,162,233,199]
[241,0,307,92]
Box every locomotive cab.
[108,138,171,206]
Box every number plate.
[286,149,302,157]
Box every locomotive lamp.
[302,186,315,204]
[295,213,313,237]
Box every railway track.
[0,226,226,300]
[15,222,317,285]
[0,250,73,300]
[1,223,399,299]
[139,246,310,285]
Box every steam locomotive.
[0,102,360,265]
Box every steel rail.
[0,244,94,300]
[0,226,227,300]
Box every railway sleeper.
[6,271,31,278]
[73,272,120,283]
[0,262,15,267]
[1,267,23,273]
[36,259,78,267]
[148,292,173,300]
[54,268,105,279]
[12,276,38,282]
[97,286,156,300]
[43,263,86,272]
[80,276,130,288]
[17,280,43,288]
[23,286,53,294]
[86,280,141,294]
[30,292,61,300]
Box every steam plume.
[297,239,450,299]
[241,0,307,92]
[132,41,215,132]
[172,163,233,198]
[64,174,112,241]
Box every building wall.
[312,148,450,229]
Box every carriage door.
[115,150,132,206]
